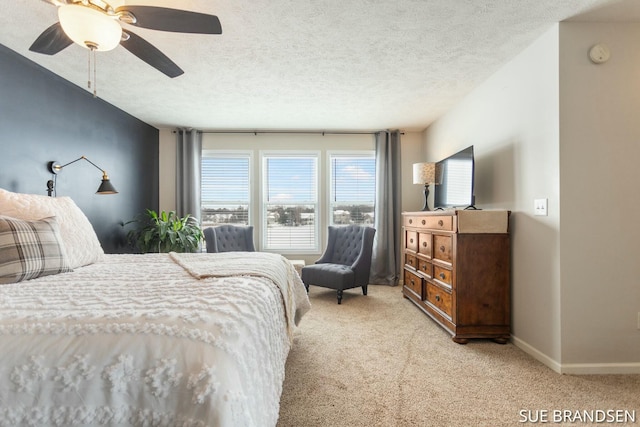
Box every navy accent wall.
[0,44,159,253]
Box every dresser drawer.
[405,253,418,270]
[418,232,431,257]
[404,269,423,298]
[417,259,432,278]
[404,215,454,231]
[404,216,420,228]
[426,282,452,318]
[406,230,418,252]
[433,265,452,288]
[433,234,453,264]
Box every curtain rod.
[201,130,402,135]
[174,130,404,135]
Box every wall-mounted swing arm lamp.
[46,156,118,197]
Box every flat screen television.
[433,145,475,209]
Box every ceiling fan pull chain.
[87,47,91,92]
[87,46,97,98]
[93,48,97,98]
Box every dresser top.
[403,210,510,233]
[402,209,510,215]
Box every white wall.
[558,22,640,371]
[423,22,640,373]
[423,26,563,367]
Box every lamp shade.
[413,162,436,185]
[58,4,122,51]
[97,178,118,195]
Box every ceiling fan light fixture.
[58,4,122,51]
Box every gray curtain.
[175,129,202,220]
[370,130,401,286]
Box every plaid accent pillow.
[0,215,72,284]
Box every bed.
[0,189,311,427]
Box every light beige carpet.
[278,285,640,426]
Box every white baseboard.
[511,335,562,373]
[511,335,640,374]
[560,362,640,375]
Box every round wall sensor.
[589,43,610,64]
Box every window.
[262,153,319,252]
[201,152,251,227]
[201,146,374,253]
[329,152,375,226]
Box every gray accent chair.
[301,225,376,304]
[204,225,256,253]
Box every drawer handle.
[440,245,445,252]
[438,220,444,226]
[409,219,413,224]
[421,219,426,225]
[411,279,415,285]
[439,273,445,279]
[435,295,441,302]
[422,242,427,247]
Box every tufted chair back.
[325,225,368,266]
[204,225,256,253]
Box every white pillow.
[0,188,104,268]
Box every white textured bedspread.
[0,252,311,427]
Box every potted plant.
[125,209,203,253]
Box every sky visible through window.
[202,155,376,206]
[267,157,316,202]
[332,157,376,203]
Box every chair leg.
[362,285,368,295]
[337,289,343,304]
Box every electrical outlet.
[534,198,548,216]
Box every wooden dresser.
[402,210,511,344]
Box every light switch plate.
[534,198,548,216]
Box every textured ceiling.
[0,0,635,131]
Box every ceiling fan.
[29,0,222,78]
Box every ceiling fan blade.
[120,30,184,78]
[116,6,222,34]
[29,22,73,55]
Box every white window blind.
[201,153,251,226]
[263,154,318,251]
[329,153,375,226]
